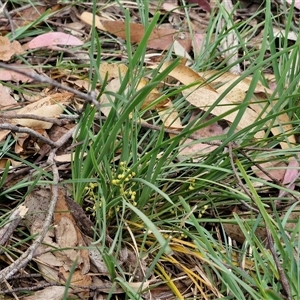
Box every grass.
[0,0,300,299]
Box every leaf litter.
[0,0,299,299]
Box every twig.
[0,62,101,110]
[0,283,59,295]
[0,124,57,147]
[266,228,291,300]
[0,128,74,283]
[228,143,260,213]
[0,113,70,126]
[0,124,76,148]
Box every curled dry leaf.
[0,36,23,61]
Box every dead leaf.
[0,83,17,107]
[154,63,295,143]
[182,87,265,139]
[186,0,211,12]
[0,36,23,61]
[278,156,300,199]
[193,32,206,56]
[80,11,106,31]
[252,159,287,183]
[200,71,295,148]
[23,286,75,300]
[99,78,121,117]
[223,207,267,243]
[0,117,10,142]
[23,186,91,295]
[80,12,191,52]
[286,0,300,10]
[156,62,214,91]
[157,104,183,129]
[0,158,22,169]
[99,62,173,114]
[27,32,83,49]
[13,131,32,155]
[128,281,150,293]
[13,5,47,27]
[178,112,223,160]
[10,92,73,129]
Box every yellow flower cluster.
[111,161,137,205]
[188,178,195,190]
[198,205,208,218]
[84,182,102,216]
[84,182,98,201]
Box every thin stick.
[0,62,101,110]
[0,113,70,126]
[0,124,76,148]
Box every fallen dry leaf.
[252,159,287,183]
[0,158,22,169]
[23,187,91,295]
[81,12,191,52]
[27,32,83,49]
[156,62,214,90]
[178,112,223,160]
[0,36,23,61]
[157,104,183,129]
[278,156,300,198]
[0,83,17,107]
[23,286,75,300]
[286,0,300,10]
[154,63,295,143]
[192,32,206,56]
[200,70,296,148]
[186,0,211,12]
[10,92,73,129]
[12,5,46,27]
